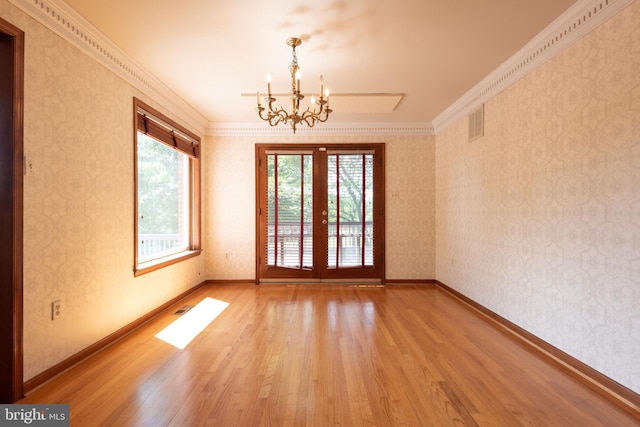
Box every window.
[134,98,201,275]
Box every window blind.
[135,100,200,159]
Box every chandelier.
[257,37,332,133]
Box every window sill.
[134,249,202,277]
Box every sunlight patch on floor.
[155,297,229,349]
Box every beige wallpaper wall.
[1,1,204,381]
[4,0,637,398]
[435,2,640,392]
[203,134,436,282]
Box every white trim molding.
[432,0,635,133]
[207,122,435,137]
[8,0,209,135]
[9,0,634,137]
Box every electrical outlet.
[51,300,62,320]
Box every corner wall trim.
[435,281,640,421]
[23,281,208,394]
[206,122,435,137]
[6,0,208,135]
[431,0,635,133]
[384,279,438,286]
[205,279,257,286]
[8,0,632,137]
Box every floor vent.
[174,305,194,315]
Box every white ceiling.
[59,0,577,128]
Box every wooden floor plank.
[19,285,639,426]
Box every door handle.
[322,210,327,216]
[322,219,327,224]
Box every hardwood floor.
[19,285,639,426]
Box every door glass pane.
[266,153,313,269]
[327,153,374,268]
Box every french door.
[256,144,385,282]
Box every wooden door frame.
[0,18,24,403]
[255,143,385,283]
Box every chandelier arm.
[301,115,317,128]
[310,100,328,117]
[302,105,329,119]
[299,108,313,118]
[258,102,288,127]
[320,107,333,123]
[257,98,273,120]
[257,107,272,122]
[305,102,322,116]
[298,110,316,126]
[265,100,289,121]
[277,108,291,123]
[316,108,331,123]
[270,109,289,126]
[266,98,279,115]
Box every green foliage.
[266,153,373,224]
[267,154,313,223]
[137,133,181,234]
[328,154,373,224]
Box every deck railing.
[267,221,373,267]
[138,233,182,260]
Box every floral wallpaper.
[2,0,638,399]
[435,1,640,392]
[203,134,436,282]
[1,0,204,381]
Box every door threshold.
[259,278,383,286]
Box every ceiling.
[61,0,577,127]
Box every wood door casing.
[0,18,24,403]
[256,143,385,282]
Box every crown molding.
[9,0,633,138]
[7,0,209,135]
[432,0,635,134]
[206,122,435,137]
